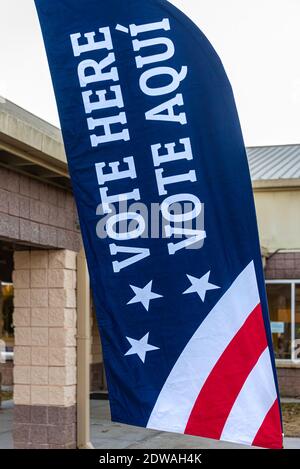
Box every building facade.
[0,99,299,448]
[248,145,300,398]
[0,99,103,449]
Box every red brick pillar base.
[13,405,76,449]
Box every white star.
[125,333,159,363]
[183,271,220,302]
[127,281,163,311]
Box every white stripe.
[147,261,260,432]
[220,347,277,446]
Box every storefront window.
[266,281,300,361]
[295,285,300,361]
[266,283,291,359]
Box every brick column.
[12,250,77,449]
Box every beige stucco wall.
[254,189,300,252]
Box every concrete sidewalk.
[1,399,299,449]
[90,400,300,449]
[0,400,13,449]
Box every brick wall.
[0,167,81,251]
[277,367,300,398]
[265,252,300,280]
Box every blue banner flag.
[35,0,283,448]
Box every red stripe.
[184,303,267,439]
[252,399,283,449]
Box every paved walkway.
[91,400,299,449]
[0,400,13,449]
[1,399,299,449]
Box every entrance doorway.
[0,242,15,407]
[0,241,17,449]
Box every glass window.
[295,285,300,361]
[266,283,292,360]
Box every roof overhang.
[0,99,71,190]
[253,179,300,191]
[2,99,300,194]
